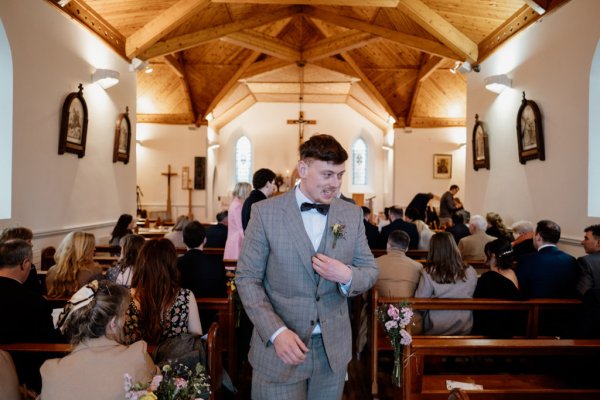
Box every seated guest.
[576,224,600,298]
[361,206,381,249]
[453,197,470,225]
[105,234,145,288]
[446,212,470,245]
[241,168,276,231]
[485,212,513,242]
[380,206,419,250]
[41,281,156,400]
[0,350,20,400]
[404,207,433,251]
[0,239,60,343]
[516,220,578,298]
[178,221,227,299]
[376,230,422,297]
[414,232,477,335]
[511,220,536,256]
[406,192,434,224]
[205,210,228,248]
[458,215,495,261]
[109,214,135,246]
[0,226,42,293]
[164,215,190,249]
[46,232,102,298]
[124,239,202,345]
[473,239,524,337]
[377,207,391,231]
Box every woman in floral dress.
[124,238,202,345]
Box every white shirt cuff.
[270,326,288,344]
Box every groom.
[236,134,378,399]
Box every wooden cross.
[287,111,316,144]
[161,164,177,220]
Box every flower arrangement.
[376,303,413,387]
[125,363,210,400]
[331,222,346,248]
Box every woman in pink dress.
[223,182,252,260]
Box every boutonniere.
[331,223,346,249]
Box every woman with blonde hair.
[485,212,512,242]
[164,215,190,249]
[46,232,102,298]
[223,182,252,260]
[414,232,478,335]
[124,239,202,345]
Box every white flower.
[400,329,412,345]
[385,320,398,331]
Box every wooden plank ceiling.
[49,0,569,130]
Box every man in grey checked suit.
[236,134,378,399]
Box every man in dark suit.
[177,221,227,300]
[380,206,419,250]
[361,206,380,249]
[205,210,228,248]
[241,168,276,231]
[576,224,600,298]
[446,213,470,245]
[516,220,579,298]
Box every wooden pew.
[370,289,583,398]
[0,322,223,400]
[403,337,600,400]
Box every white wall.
[465,0,600,256]
[0,0,137,259]
[136,123,210,221]
[393,127,467,210]
[0,19,12,219]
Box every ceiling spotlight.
[485,74,512,93]
[387,115,396,125]
[129,57,148,72]
[205,112,214,122]
[57,0,71,7]
[144,65,153,74]
[450,61,461,74]
[92,68,120,89]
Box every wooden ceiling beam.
[303,7,460,60]
[397,0,478,63]
[137,114,195,125]
[416,55,443,83]
[126,0,211,59]
[346,96,389,132]
[242,58,292,78]
[212,94,257,131]
[303,31,379,62]
[140,6,300,60]
[163,55,198,123]
[210,0,399,6]
[221,30,301,62]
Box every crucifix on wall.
[287,111,316,144]
[161,164,177,221]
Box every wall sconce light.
[92,68,119,89]
[485,74,512,93]
[382,144,393,151]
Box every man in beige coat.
[376,230,423,297]
[458,214,495,261]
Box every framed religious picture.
[433,154,452,179]
[58,83,88,158]
[113,106,132,164]
[472,114,490,170]
[516,91,545,164]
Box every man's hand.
[273,329,309,365]
[312,253,352,284]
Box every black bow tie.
[300,202,330,216]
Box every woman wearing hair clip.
[123,239,202,345]
[40,280,156,400]
[473,239,524,337]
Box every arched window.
[352,138,367,185]
[235,136,252,183]
[0,19,12,219]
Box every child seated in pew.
[105,234,145,288]
[40,281,156,400]
[414,232,478,335]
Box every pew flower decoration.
[377,303,413,387]
[125,362,210,400]
[331,222,346,248]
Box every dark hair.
[0,239,32,269]
[0,227,33,242]
[450,184,459,191]
[183,221,206,248]
[111,214,133,243]
[536,220,561,244]
[425,232,467,284]
[585,224,600,240]
[131,239,180,344]
[405,207,422,221]
[361,206,371,217]
[383,207,390,219]
[389,206,404,219]
[451,212,464,225]
[484,239,515,270]
[388,230,410,251]
[252,168,276,189]
[216,210,228,223]
[299,134,348,164]
[63,282,130,345]
[116,234,145,273]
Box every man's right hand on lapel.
[273,329,309,365]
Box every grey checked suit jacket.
[236,190,378,383]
